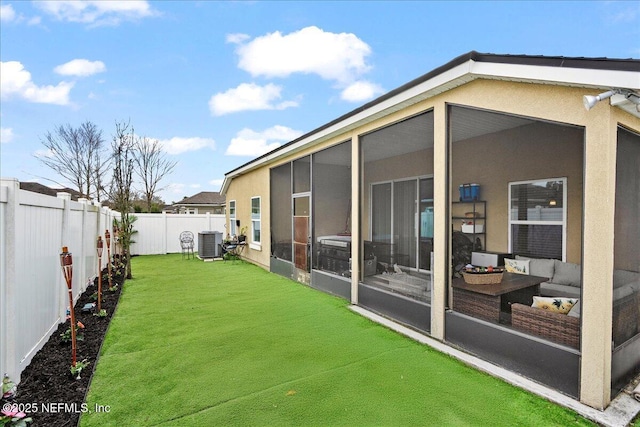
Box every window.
[228,200,236,236]
[509,178,566,260]
[251,197,261,244]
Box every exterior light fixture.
[584,89,640,111]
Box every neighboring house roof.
[19,182,84,201]
[221,50,640,194]
[173,191,226,207]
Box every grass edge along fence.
[81,254,594,427]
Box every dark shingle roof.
[19,182,84,201]
[175,191,225,206]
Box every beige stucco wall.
[225,76,640,409]
[451,120,584,263]
[225,168,271,270]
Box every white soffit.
[471,62,640,90]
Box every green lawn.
[81,254,594,426]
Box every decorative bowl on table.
[461,267,505,285]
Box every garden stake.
[96,236,103,311]
[105,230,113,291]
[60,246,76,367]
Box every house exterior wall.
[224,76,640,409]
[451,121,584,263]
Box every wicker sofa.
[512,303,581,348]
[510,256,640,348]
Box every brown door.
[293,196,310,271]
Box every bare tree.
[134,137,177,212]
[37,121,108,199]
[110,120,136,279]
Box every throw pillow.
[567,300,581,318]
[515,255,555,279]
[552,260,581,287]
[532,296,578,315]
[505,258,530,275]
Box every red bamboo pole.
[96,236,103,311]
[60,246,76,367]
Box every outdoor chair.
[180,231,195,260]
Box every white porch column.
[351,133,361,305]
[431,102,448,340]
[580,111,616,409]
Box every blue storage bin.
[459,184,480,201]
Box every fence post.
[1,179,19,381]
[163,211,168,254]
[57,192,72,318]
[79,198,90,293]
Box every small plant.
[90,291,98,301]
[2,375,16,400]
[108,284,119,292]
[60,321,85,343]
[94,309,108,317]
[0,407,32,427]
[1,375,32,427]
[70,359,90,379]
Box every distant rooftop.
[19,182,84,201]
[174,191,225,206]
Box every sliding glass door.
[371,177,432,271]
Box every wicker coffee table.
[452,272,547,323]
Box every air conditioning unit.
[198,231,222,259]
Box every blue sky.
[1,1,638,204]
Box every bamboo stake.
[60,246,76,367]
[96,236,103,311]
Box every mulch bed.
[8,270,125,427]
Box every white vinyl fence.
[0,178,226,383]
[131,212,225,255]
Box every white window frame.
[250,196,261,250]
[228,200,237,237]
[508,177,567,261]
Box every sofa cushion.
[505,258,529,275]
[515,255,555,279]
[532,296,578,314]
[540,282,581,299]
[552,260,581,287]
[613,269,640,288]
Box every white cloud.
[0,4,16,22]
[157,137,216,155]
[35,0,156,26]
[232,26,372,84]
[34,148,56,158]
[226,33,250,44]
[1,127,15,143]
[1,61,74,105]
[340,80,384,102]
[54,59,106,77]
[208,179,224,189]
[28,16,42,26]
[225,125,303,157]
[166,182,200,196]
[209,82,298,116]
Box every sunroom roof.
[221,51,640,194]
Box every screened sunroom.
[222,52,640,411]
